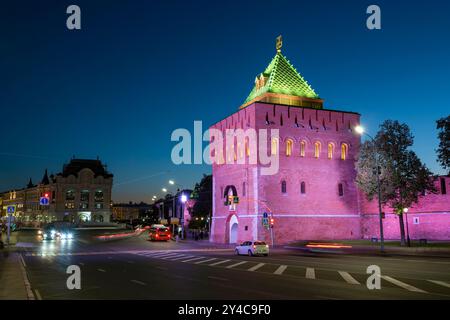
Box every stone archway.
[229,214,238,244]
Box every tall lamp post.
[403,207,411,247]
[355,125,385,252]
[167,180,184,238]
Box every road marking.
[130,280,147,286]
[381,276,427,293]
[428,280,450,288]
[248,263,265,272]
[34,289,42,300]
[147,252,171,257]
[160,253,181,259]
[19,254,27,268]
[182,257,205,263]
[306,268,315,279]
[169,255,193,261]
[338,271,360,285]
[226,261,247,269]
[195,258,217,264]
[273,265,287,275]
[97,268,106,273]
[209,259,230,266]
[208,276,229,281]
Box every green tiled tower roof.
[244,51,319,104]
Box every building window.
[80,190,90,202]
[243,182,246,197]
[65,202,75,209]
[441,178,447,195]
[271,137,278,155]
[341,143,348,160]
[281,180,287,194]
[314,142,321,158]
[300,181,306,194]
[286,139,293,156]
[413,217,420,225]
[245,138,250,157]
[300,141,306,157]
[328,143,334,159]
[95,190,104,202]
[79,203,89,209]
[66,189,75,201]
[338,183,344,197]
[95,203,104,209]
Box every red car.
[149,225,171,241]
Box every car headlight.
[51,230,56,235]
[67,233,73,239]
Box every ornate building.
[210,38,450,244]
[0,158,113,226]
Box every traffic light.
[43,192,50,199]
[270,217,274,227]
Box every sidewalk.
[0,251,34,300]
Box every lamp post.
[355,125,385,252]
[403,207,411,247]
[166,180,184,238]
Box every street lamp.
[403,207,411,247]
[355,125,385,252]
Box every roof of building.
[244,51,319,105]
[59,159,113,178]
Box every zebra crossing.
[25,249,450,296]
[132,250,450,295]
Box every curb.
[18,253,35,300]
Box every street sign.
[40,197,49,206]
[6,205,16,214]
[263,212,268,218]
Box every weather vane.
[276,35,283,52]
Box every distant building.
[0,158,113,226]
[111,202,152,221]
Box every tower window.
[328,143,334,159]
[441,178,447,195]
[341,143,348,160]
[338,183,344,197]
[271,137,278,156]
[286,139,293,156]
[281,180,287,194]
[300,182,306,194]
[243,182,246,197]
[300,141,306,157]
[314,142,321,158]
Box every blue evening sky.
[1,0,449,202]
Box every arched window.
[300,181,306,194]
[245,138,250,157]
[314,142,321,158]
[300,141,306,157]
[286,139,293,156]
[341,143,348,160]
[271,137,278,156]
[243,182,246,197]
[281,180,287,194]
[328,143,334,159]
[338,183,344,197]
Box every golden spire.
[276,35,283,53]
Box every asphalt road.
[11,230,450,300]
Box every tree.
[189,174,212,230]
[436,116,450,174]
[356,120,436,246]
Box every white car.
[235,241,269,256]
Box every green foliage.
[189,174,212,229]
[436,116,450,174]
[356,120,436,245]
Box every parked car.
[148,225,171,241]
[235,241,269,256]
